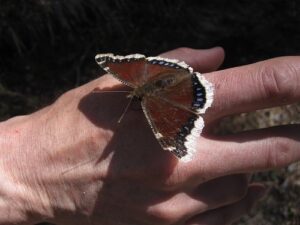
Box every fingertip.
[191,46,225,72]
[160,46,225,73]
[210,46,225,62]
[203,46,225,69]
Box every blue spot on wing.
[191,73,206,110]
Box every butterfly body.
[131,73,182,100]
[96,53,214,162]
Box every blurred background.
[0,0,299,224]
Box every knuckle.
[266,138,291,168]
[158,180,179,192]
[259,63,283,99]
[148,204,181,225]
[258,58,298,101]
[155,167,189,191]
[148,173,180,192]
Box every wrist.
[0,115,52,224]
[0,76,118,224]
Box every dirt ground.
[0,1,299,224]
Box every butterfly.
[95,53,213,162]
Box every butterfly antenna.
[117,97,133,123]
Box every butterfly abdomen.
[132,75,177,99]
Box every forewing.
[146,56,214,114]
[142,96,204,162]
[145,56,192,82]
[95,53,147,87]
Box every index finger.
[175,57,300,186]
[206,56,300,120]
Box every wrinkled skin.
[0,47,299,225]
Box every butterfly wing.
[145,56,192,82]
[95,54,214,161]
[95,53,147,87]
[142,95,204,162]
[142,58,214,161]
[145,56,214,114]
[95,54,197,88]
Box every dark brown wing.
[95,54,195,88]
[95,54,214,161]
[95,53,147,87]
[145,56,192,82]
[156,72,213,114]
[142,95,204,162]
[145,57,213,114]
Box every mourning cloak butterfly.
[95,53,214,162]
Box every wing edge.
[146,56,193,73]
[95,53,147,88]
[194,72,214,114]
[141,97,204,162]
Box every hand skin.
[0,47,299,225]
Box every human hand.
[0,47,299,225]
